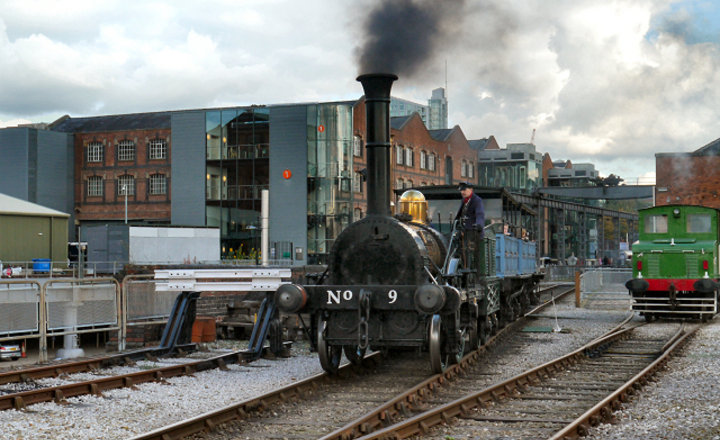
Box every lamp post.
[122,184,128,224]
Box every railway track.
[0,344,196,386]
[358,321,697,439]
[130,283,615,440]
[0,343,287,410]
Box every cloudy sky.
[2,0,720,183]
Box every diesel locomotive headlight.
[274,284,308,313]
[414,284,446,314]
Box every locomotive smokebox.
[357,73,398,217]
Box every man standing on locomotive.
[457,182,485,234]
[456,182,485,268]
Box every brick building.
[50,113,172,225]
[656,137,720,208]
[350,104,478,221]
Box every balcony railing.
[207,144,270,160]
[206,184,269,201]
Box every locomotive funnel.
[357,73,398,217]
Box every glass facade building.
[205,107,270,259]
[306,103,355,264]
[478,143,542,194]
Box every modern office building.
[427,87,448,130]
[477,142,544,194]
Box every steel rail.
[319,285,578,440]
[353,325,642,439]
[128,352,383,440]
[353,321,693,440]
[130,284,577,440]
[0,344,196,385]
[549,323,698,440]
[0,342,288,411]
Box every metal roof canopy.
[0,193,70,217]
[400,185,537,217]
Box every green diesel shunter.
[625,204,719,321]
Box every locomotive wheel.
[317,317,342,374]
[343,345,366,365]
[644,312,655,323]
[429,315,449,373]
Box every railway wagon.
[625,204,719,320]
[274,73,542,374]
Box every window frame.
[87,176,103,197]
[148,138,168,160]
[149,173,167,195]
[87,142,103,163]
[117,175,136,196]
[117,140,136,162]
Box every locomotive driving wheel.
[317,316,342,374]
[429,314,450,373]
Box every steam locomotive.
[626,204,719,321]
[274,74,542,373]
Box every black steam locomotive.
[274,73,542,373]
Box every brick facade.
[656,153,720,208]
[75,129,172,222]
[352,99,477,217]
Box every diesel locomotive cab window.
[644,215,668,233]
[687,214,711,233]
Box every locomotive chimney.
[357,73,398,217]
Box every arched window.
[87,176,103,197]
[396,178,404,189]
[405,148,414,167]
[353,135,363,157]
[149,138,167,160]
[86,142,103,163]
[149,174,167,195]
[117,175,135,196]
[117,140,135,161]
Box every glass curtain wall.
[306,103,354,264]
[206,107,270,260]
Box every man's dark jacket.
[456,193,485,234]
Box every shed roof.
[0,193,70,217]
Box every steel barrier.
[579,268,632,309]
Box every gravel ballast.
[5,291,715,440]
[587,318,720,440]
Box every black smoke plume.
[357,0,465,76]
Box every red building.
[52,113,172,224]
[656,137,720,209]
[351,100,478,219]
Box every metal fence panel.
[0,284,39,335]
[126,279,178,321]
[46,282,117,330]
[544,265,578,281]
[580,268,632,308]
